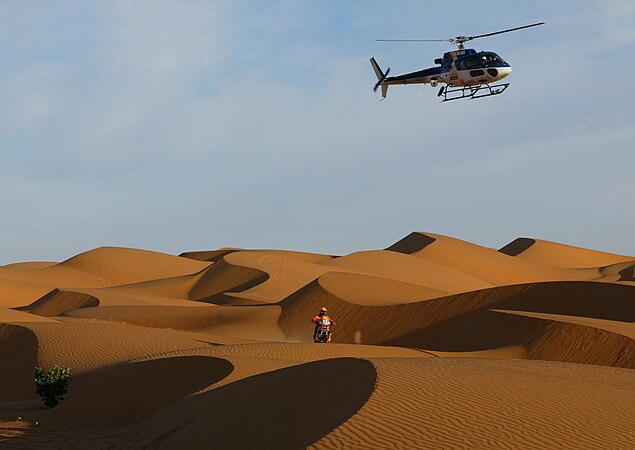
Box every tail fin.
[370,57,390,99]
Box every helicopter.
[370,22,544,102]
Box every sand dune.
[326,249,493,292]
[152,358,376,449]
[180,248,240,262]
[102,272,204,300]
[56,246,211,284]
[18,289,99,317]
[313,358,635,450]
[9,319,211,393]
[218,250,333,303]
[0,247,211,310]
[179,232,632,308]
[389,232,598,284]
[188,257,268,303]
[500,237,634,268]
[186,250,336,305]
[1,232,634,448]
[278,278,635,368]
[491,309,635,339]
[65,304,285,341]
[0,260,115,291]
[597,260,635,283]
[318,272,450,305]
[40,356,234,426]
[207,342,429,361]
[426,309,635,368]
[0,276,54,309]
[0,308,57,324]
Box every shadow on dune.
[410,309,635,369]
[0,324,39,401]
[498,237,536,256]
[385,232,436,254]
[180,249,239,262]
[618,264,635,281]
[148,358,377,449]
[40,356,234,426]
[401,309,548,351]
[493,281,635,320]
[15,289,99,317]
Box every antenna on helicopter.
[376,22,545,50]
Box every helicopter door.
[460,56,487,84]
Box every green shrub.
[34,365,72,408]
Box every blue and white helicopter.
[370,22,544,101]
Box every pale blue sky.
[1,1,634,264]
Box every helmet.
[319,306,328,315]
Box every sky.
[1,0,634,264]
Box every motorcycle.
[314,317,335,343]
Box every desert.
[3,3,635,448]
[1,232,634,449]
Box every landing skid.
[438,83,510,102]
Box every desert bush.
[34,365,72,408]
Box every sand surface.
[1,233,634,448]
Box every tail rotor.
[370,57,390,99]
[373,67,390,92]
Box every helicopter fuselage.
[372,22,543,100]
[386,49,511,88]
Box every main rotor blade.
[466,22,545,41]
[375,22,544,44]
[375,39,448,42]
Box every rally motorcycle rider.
[312,306,336,343]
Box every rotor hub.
[449,36,468,50]
[450,36,470,50]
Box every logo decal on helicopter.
[449,65,458,82]
[371,22,544,102]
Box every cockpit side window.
[481,53,505,66]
